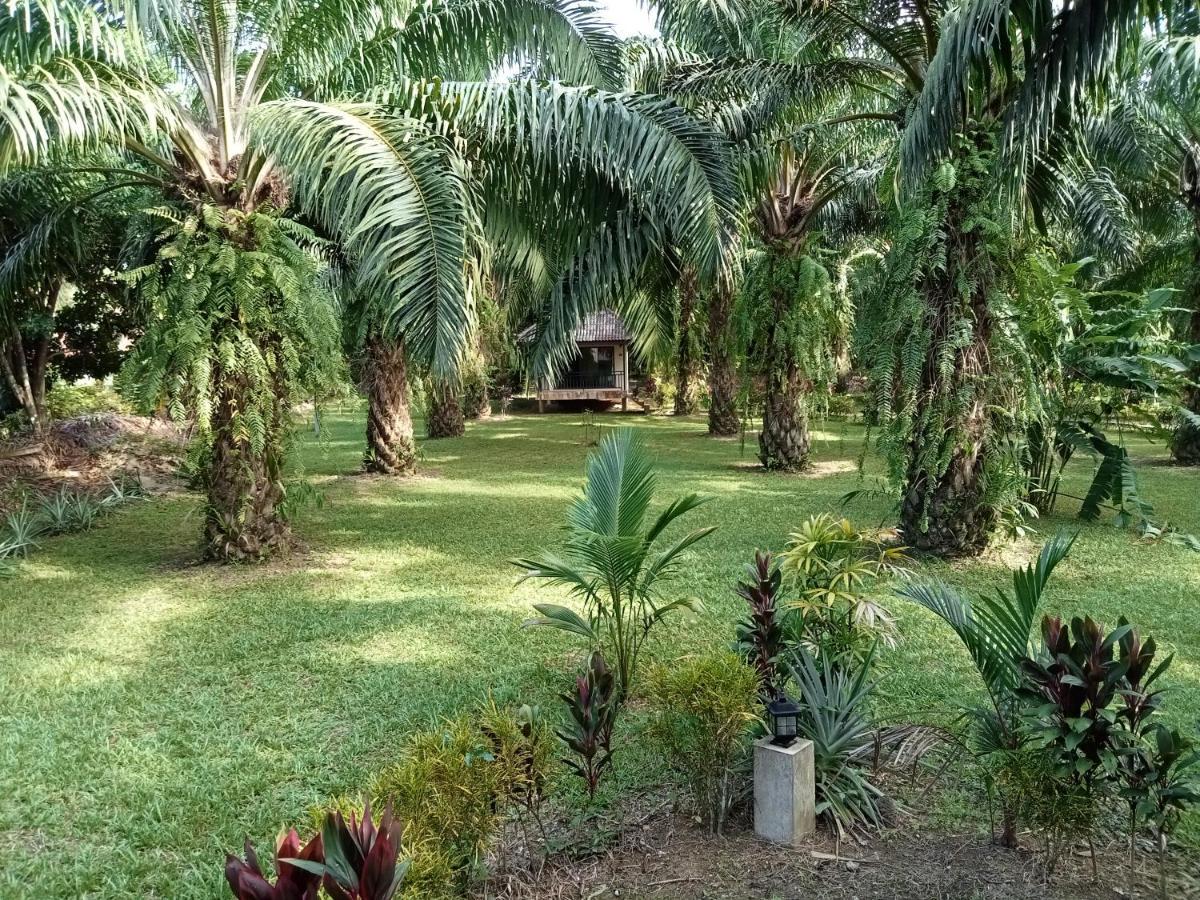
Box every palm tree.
[0,0,738,557]
[776,0,1179,553]
[640,0,888,465]
[1077,34,1200,464]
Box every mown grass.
[2,407,1198,898]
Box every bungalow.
[519,310,633,411]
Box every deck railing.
[552,370,625,390]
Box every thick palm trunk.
[1171,240,1200,465]
[364,336,416,475]
[707,285,739,436]
[674,269,701,416]
[759,261,810,471]
[465,377,491,420]
[899,218,994,556]
[426,379,465,438]
[205,371,289,561]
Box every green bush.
[646,652,760,834]
[45,381,130,419]
[780,513,909,664]
[370,704,556,897]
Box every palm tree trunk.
[758,260,810,471]
[674,269,701,416]
[899,215,994,556]
[1171,240,1200,465]
[426,378,465,438]
[707,285,739,436]
[204,368,289,561]
[363,336,416,475]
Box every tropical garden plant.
[516,427,715,700]
[779,513,909,661]
[557,649,619,800]
[896,531,1076,846]
[645,651,760,835]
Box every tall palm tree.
[0,0,737,557]
[1076,32,1200,464]
[639,0,888,465]
[783,0,1177,553]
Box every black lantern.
[767,695,800,747]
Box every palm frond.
[250,99,473,373]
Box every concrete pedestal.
[753,736,815,846]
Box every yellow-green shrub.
[370,703,555,897]
[646,652,761,835]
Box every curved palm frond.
[896,531,1076,700]
[399,79,742,282]
[250,99,474,373]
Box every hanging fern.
[858,132,1034,551]
[120,205,343,558]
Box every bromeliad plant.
[516,427,715,701]
[558,650,618,800]
[786,643,891,837]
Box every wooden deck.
[536,387,628,411]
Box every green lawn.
[3,409,1199,898]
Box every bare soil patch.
[484,804,1198,899]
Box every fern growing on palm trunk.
[123,208,340,561]
[866,137,1025,556]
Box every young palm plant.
[515,427,716,701]
[896,530,1076,846]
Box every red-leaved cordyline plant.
[313,800,408,900]
[734,551,785,701]
[225,828,324,900]
[559,650,618,799]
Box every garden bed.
[486,804,1198,899]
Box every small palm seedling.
[516,428,715,700]
[558,650,618,799]
[896,531,1076,847]
[225,828,324,899]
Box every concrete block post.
[753,736,816,846]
